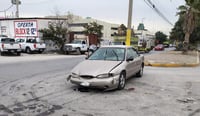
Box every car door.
[132,48,142,73]
[125,48,140,78]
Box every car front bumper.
[68,74,120,90]
[64,46,77,52]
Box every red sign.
[14,20,38,37]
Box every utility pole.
[11,0,21,18]
[126,0,133,46]
[16,0,19,18]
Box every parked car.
[154,44,165,51]
[15,38,46,54]
[63,40,88,54]
[0,37,22,56]
[67,45,144,90]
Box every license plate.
[80,82,90,87]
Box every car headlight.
[96,73,114,78]
[71,73,79,78]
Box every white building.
[0,16,119,42]
[134,23,155,49]
[68,16,119,41]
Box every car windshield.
[88,47,125,61]
[71,40,82,44]
[1,38,15,43]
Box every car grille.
[65,45,72,50]
[80,75,94,79]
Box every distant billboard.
[14,20,38,37]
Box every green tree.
[83,22,103,37]
[39,21,68,52]
[170,16,185,42]
[190,23,200,43]
[155,31,167,44]
[118,24,127,36]
[177,0,200,52]
[83,22,103,43]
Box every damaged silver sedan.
[67,45,144,90]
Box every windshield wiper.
[112,50,119,61]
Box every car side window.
[16,39,20,42]
[127,48,139,59]
[82,41,86,44]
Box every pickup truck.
[0,37,22,56]
[63,40,88,54]
[15,38,46,54]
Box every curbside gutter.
[144,51,200,67]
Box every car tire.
[76,48,81,55]
[26,47,32,54]
[118,72,126,90]
[0,51,4,56]
[17,52,21,56]
[65,51,69,55]
[136,65,144,77]
[38,50,43,54]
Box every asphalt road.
[0,54,200,116]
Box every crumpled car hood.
[71,60,122,76]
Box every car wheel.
[136,65,144,77]
[76,48,81,55]
[26,47,31,54]
[118,72,126,90]
[17,52,21,56]
[65,51,69,55]
[38,50,43,54]
[0,51,4,56]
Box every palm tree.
[178,0,200,52]
[118,24,127,36]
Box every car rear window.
[1,38,15,43]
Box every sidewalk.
[144,51,200,67]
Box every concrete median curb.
[145,51,200,67]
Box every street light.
[126,0,133,46]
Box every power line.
[0,4,14,12]
[144,0,174,26]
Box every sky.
[0,0,185,35]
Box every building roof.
[0,17,68,21]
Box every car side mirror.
[126,56,134,61]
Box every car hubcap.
[140,67,143,76]
[120,74,125,88]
